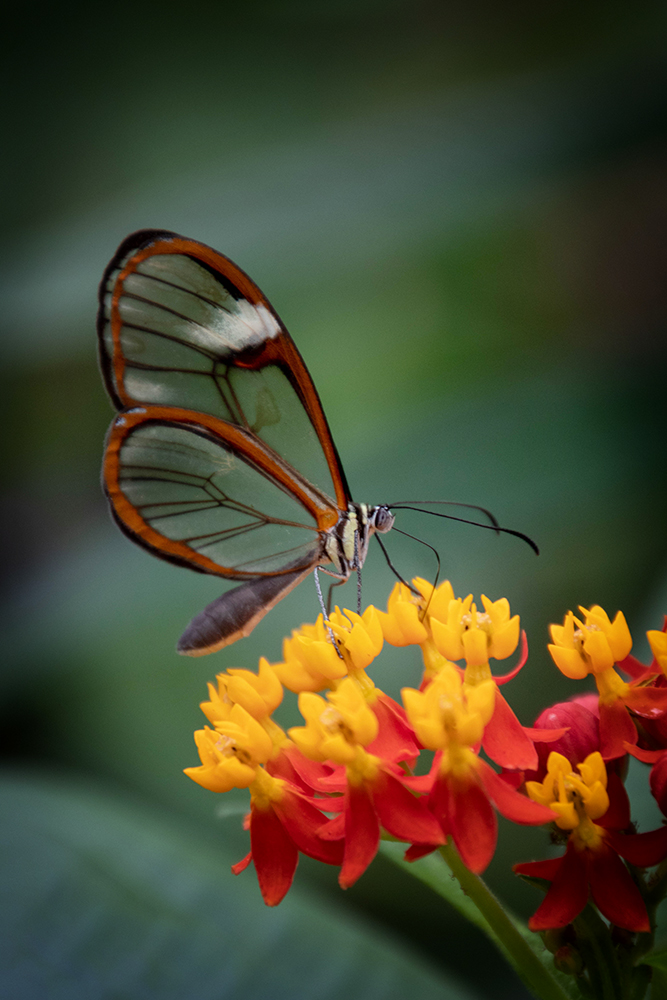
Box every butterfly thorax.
[324,503,394,578]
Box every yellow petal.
[583,782,609,821]
[489,616,520,660]
[431,617,464,659]
[551,801,578,830]
[548,644,589,679]
[462,627,488,667]
[607,611,632,661]
[648,630,667,674]
[582,630,614,673]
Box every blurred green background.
[2,2,667,998]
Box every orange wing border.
[97,229,351,511]
[104,405,340,579]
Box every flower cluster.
[184,584,667,946]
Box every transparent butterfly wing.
[98,230,349,511]
[104,407,335,580]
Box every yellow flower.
[413,577,456,624]
[648,629,667,676]
[430,593,520,665]
[184,703,273,793]
[526,751,608,848]
[199,676,233,726]
[548,606,632,680]
[402,663,495,779]
[272,616,348,693]
[327,606,384,671]
[201,658,283,725]
[376,582,430,646]
[288,677,379,766]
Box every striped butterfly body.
[98,230,394,656]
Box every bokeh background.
[3,3,667,998]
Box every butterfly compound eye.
[373,506,395,534]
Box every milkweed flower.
[326,605,385,671]
[288,676,442,888]
[402,663,556,873]
[184,702,343,905]
[272,616,349,693]
[548,606,667,758]
[516,751,667,931]
[403,579,559,771]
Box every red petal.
[318,812,345,840]
[524,727,570,743]
[514,856,563,880]
[482,691,537,770]
[372,768,444,845]
[599,699,637,759]
[617,654,651,680]
[651,755,667,815]
[609,826,667,867]
[598,772,631,831]
[316,772,348,793]
[250,804,299,906]
[427,770,452,836]
[493,630,529,685]
[278,746,336,791]
[478,760,556,825]
[404,842,439,862]
[527,842,588,930]
[367,693,419,764]
[401,772,433,794]
[231,850,252,875]
[449,777,497,874]
[274,786,344,865]
[588,843,650,932]
[625,743,664,764]
[625,686,667,720]
[339,784,380,889]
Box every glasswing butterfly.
[98,230,395,656]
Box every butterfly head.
[370,505,395,535]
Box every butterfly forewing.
[98,231,348,509]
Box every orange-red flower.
[288,677,442,887]
[548,606,667,759]
[184,705,342,905]
[516,751,667,931]
[402,664,556,872]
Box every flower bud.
[530,700,600,781]
[553,945,585,978]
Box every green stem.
[438,843,572,1000]
[571,906,623,1000]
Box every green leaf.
[0,770,479,1000]
[644,949,667,971]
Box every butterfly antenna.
[389,505,539,555]
[391,526,442,619]
[388,500,500,529]
[374,533,420,595]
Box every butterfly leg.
[353,530,362,614]
[313,567,343,657]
